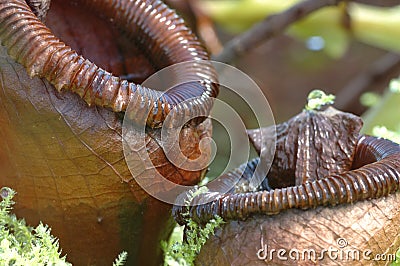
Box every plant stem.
[213,0,344,63]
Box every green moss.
[162,187,225,266]
[391,247,400,265]
[0,187,127,266]
[0,187,71,265]
[304,89,335,111]
[113,251,128,266]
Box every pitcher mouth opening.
[44,0,156,84]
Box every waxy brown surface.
[197,194,400,265]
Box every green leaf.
[362,80,400,135]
